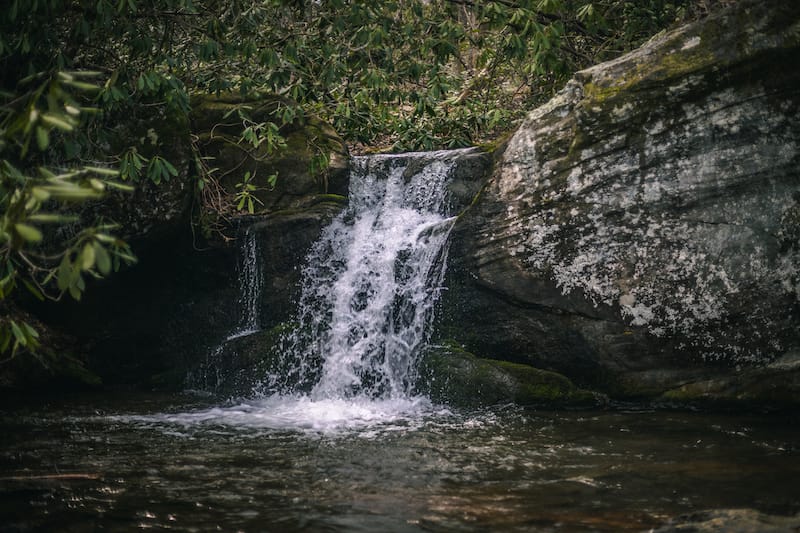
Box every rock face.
[439,0,800,404]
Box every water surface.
[2,393,798,532]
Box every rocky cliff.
[439,0,800,406]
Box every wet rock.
[347,148,492,216]
[439,0,800,404]
[187,323,296,397]
[249,196,347,328]
[417,342,604,407]
[653,509,800,532]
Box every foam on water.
[123,395,455,437]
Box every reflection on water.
[1,393,799,532]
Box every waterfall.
[188,228,264,391]
[234,229,263,337]
[183,149,473,432]
[272,150,464,401]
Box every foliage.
[0,0,717,360]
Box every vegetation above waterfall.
[1,1,724,361]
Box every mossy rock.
[418,342,604,408]
[190,92,349,211]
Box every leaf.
[104,181,135,192]
[62,81,100,94]
[81,242,96,270]
[68,284,82,301]
[22,279,45,301]
[40,113,75,132]
[10,321,26,346]
[22,322,39,339]
[0,330,12,354]
[36,126,49,150]
[94,243,112,275]
[84,166,120,176]
[15,224,43,243]
[57,256,72,291]
[162,158,178,177]
[28,213,75,223]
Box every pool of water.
[1,393,799,532]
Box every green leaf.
[40,113,75,132]
[31,188,51,201]
[15,224,43,243]
[57,256,72,291]
[10,321,26,346]
[81,242,96,270]
[21,322,39,339]
[68,284,82,301]
[22,279,45,301]
[85,166,120,177]
[36,126,49,150]
[162,159,178,177]
[28,213,75,223]
[95,243,112,275]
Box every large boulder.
[417,342,603,408]
[439,0,800,405]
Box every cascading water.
[282,152,459,401]
[183,149,472,432]
[233,229,263,337]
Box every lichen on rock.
[440,0,800,404]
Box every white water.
[234,229,263,336]
[185,150,471,434]
[285,153,459,402]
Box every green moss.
[582,31,715,109]
[418,342,603,407]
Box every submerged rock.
[440,0,800,405]
[653,509,800,533]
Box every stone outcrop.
[439,0,800,405]
[418,343,603,407]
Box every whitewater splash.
[178,150,472,434]
[279,152,460,401]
